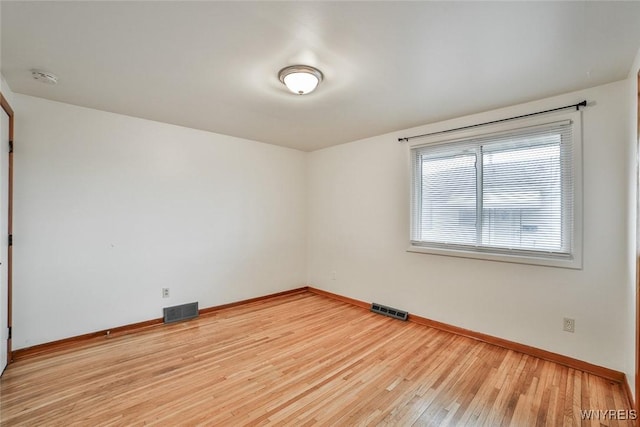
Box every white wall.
[308,79,634,375]
[12,94,307,349]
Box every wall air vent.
[371,303,408,321]
[163,302,199,324]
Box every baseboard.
[306,286,369,310]
[306,286,626,384]
[199,287,308,316]
[11,317,164,361]
[12,287,308,362]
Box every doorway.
[0,93,13,375]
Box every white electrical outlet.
[162,288,170,298]
[563,317,575,333]
[331,271,337,280]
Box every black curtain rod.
[398,100,587,143]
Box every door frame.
[0,92,13,365]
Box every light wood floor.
[0,292,634,426]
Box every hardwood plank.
[0,292,634,426]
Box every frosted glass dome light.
[278,65,323,95]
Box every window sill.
[406,245,582,270]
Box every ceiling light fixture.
[31,69,58,85]
[278,65,323,95]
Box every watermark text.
[580,409,637,420]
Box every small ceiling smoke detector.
[278,65,323,95]
[31,70,58,85]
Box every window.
[409,111,582,268]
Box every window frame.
[407,110,583,269]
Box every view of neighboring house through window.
[410,114,581,268]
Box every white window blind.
[410,117,580,267]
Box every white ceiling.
[2,1,640,152]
